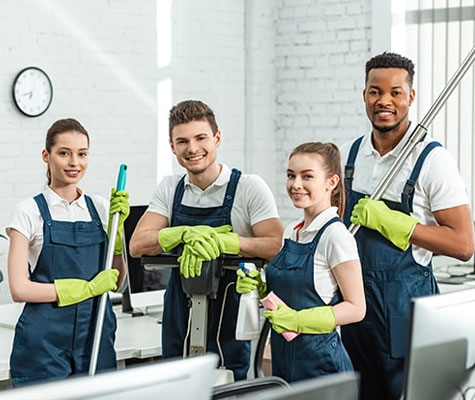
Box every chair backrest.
[122,205,169,313]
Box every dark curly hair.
[169,100,218,140]
[365,52,415,87]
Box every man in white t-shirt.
[129,100,283,380]
[340,52,474,400]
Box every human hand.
[351,197,418,250]
[108,188,130,255]
[177,244,205,279]
[236,269,267,298]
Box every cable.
[216,281,234,368]
[182,304,193,358]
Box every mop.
[89,164,127,376]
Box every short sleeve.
[324,223,360,269]
[90,195,110,232]
[147,175,179,218]
[242,174,280,226]
[6,198,41,241]
[420,147,469,212]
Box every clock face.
[12,67,53,117]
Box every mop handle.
[89,164,127,376]
[349,44,475,236]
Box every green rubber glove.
[263,303,336,334]
[54,269,119,307]
[350,197,418,251]
[236,269,267,299]
[107,189,130,255]
[158,226,187,252]
[177,244,205,279]
[214,226,240,255]
[158,225,220,259]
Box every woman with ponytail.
[236,142,366,383]
[6,118,129,386]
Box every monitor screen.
[123,205,169,312]
[403,288,475,400]
[238,372,359,400]
[1,354,218,400]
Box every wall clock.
[12,66,53,117]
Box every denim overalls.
[266,216,353,383]
[10,194,116,386]
[161,169,250,380]
[341,136,440,399]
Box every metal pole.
[88,213,119,376]
[349,44,475,235]
[89,165,127,376]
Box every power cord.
[182,304,193,357]
[216,281,234,369]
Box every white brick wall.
[0,0,159,301]
[274,0,372,224]
[0,0,375,301]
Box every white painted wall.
[0,0,373,302]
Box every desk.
[0,303,162,382]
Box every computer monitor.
[123,205,169,313]
[238,372,359,400]
[2,354,218,400]
[403,288,475,400]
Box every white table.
[0,303,162,382]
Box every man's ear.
[409,88,415,106]
[214,130,222,148]
[169,140,176,155]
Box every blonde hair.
[289,142,345,218]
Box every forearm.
[129,229,163,257]
[239,236,282,262]
[410,223,474,261]
[10,280,57,303]
[332,300,366,326]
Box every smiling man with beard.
[339,52,474,400]
[130,100,283,381]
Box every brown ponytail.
[289,142,346,218]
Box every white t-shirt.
[6,187,109,272]
[283,207,360,304]
[147,164,280,237]
[340,132,469,266]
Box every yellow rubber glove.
[350,197,418,251]
[236,269,267,299]
[177,244,205,279]
[158,225,220,260]
[107,189,130,255]
[214,226,240,255]
[54,269,119,307]
[263,303,335,334]
[158,226,187,252]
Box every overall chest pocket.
[50,223,106,247]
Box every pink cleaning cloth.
[261,291,300,342]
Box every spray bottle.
[235,262,260,340]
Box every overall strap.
[172,174,187,212]
[344,136,364,193]
[310,216,340,249]
[222,168,242,213]
[401,141,442,214]
[33,194,52,224]
[84,195,104,227]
